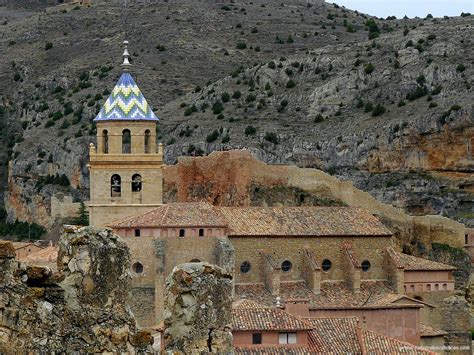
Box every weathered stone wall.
[163,262,233,353]
[0,226,152,353]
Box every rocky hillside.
[0,0,472,229]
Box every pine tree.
[75,201,89,226]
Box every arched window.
[426,284,431,291]
[179,229,185,238]
[144,129,151,154]
[322,259,332,272]
[240,261,251,273]
[122,129,131,154]
[442,283,447,290]
[132,262,143,274]
[111,174,121,197]
[434,284,439,291]
[190,259,201,263]
[199,228,204,237]
[102,129,109,154]
[281,260,292,272]
[361,260,371,272]
[131,174,142,192]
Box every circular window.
[322,259,332,272]
[132,262,144,274]
[240,261,251,273]
[281,260,292,272]
[361,260,371,272]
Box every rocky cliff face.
[0,226,152,353]
[163,262,233,353]
[0,1,472,229]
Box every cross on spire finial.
[121,40,131,71]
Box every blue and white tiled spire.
[94,41,159,122]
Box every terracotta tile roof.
[302,248,320,270]
[233,299,264,309]
[392,250,456,271]
[234,346,311,354]
[235,281,423,310]
[108,202,227,228]
[361,328,433,354]
[305,317,361,353]
[420,324,448,337]
[305,317,434,354]
[220,206,391,237]
[342,241,360,268]
[232,305,312,331]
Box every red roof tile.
[392,251,456,271]
[232,306,312,331]
[235,281,423,310]
[108,202,227,228]
[220,206,391,237]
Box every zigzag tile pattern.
[94,73,158,121]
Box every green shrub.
[286,80,296,88]
[52,111,63,121]
[264,132,279,144]
[167,138,176,145]
[456,64,466,72]
[236,42,247,49]
[364,102,373,112]
[244,125,257,136]
[371,104,386,117]
[222,92,230,102]
[45,42,53,50]
[405,40,414,47]
[287,35,294,43]
[232,90,241,99]
[212,101,224,114]
[268,61,276,69]
[364,63,374,74]
[406,86,428,101]
[245,93,256,102]
[314,114,324,123]
[206,130,219,143]
[222,134,230,143]
[416,75,426,85]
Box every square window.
[252,333,262,344]
[279,332,297,344]
[134,229,140,237]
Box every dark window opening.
[190,259,201,263]
[361,260,371,272]
[134,229,140,237]
[465,234,469,245]
[144,129,151,154]
[322,259,332,272]
[240,261,251,273]
[131,173,142,192]
[252,333,262,345]
[122,129,131,154]
[414,296,423,301]
[179,229,185,238]
[281,260,292,272]
[199,228,205,237]
[132,262,143,274]
[111,174,121,197]
[102,129,109,154]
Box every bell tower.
[88,41,164,227]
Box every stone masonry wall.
[163,262,233,353]
[0,226,152,353]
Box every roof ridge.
[161,204,171,226]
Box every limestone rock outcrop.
[163,262,233,354]
[0,226,152,353]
